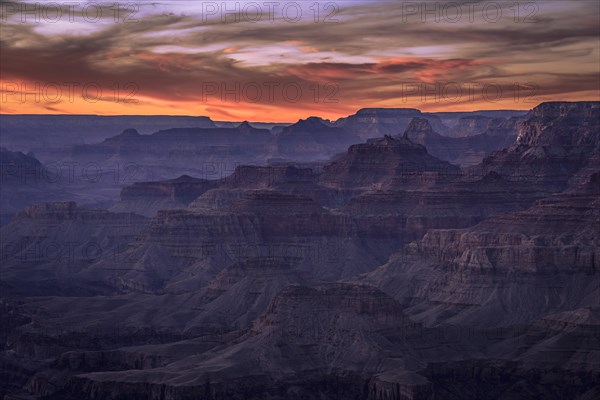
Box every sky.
[1,0,599,121]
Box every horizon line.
[0,99,600,123]
[4,101,600,123]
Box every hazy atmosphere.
[1,1,599,400]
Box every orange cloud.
[1,0,598,121]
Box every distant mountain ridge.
[401,117,518,166]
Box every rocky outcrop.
[97,189,399,289]
[275,117,362,160]
[402,118,517,167]
[430,110,527,137]
[448,115,496,137]
[444,114,524,138]
[211,165,352,208]
[261,283,407,323]
[345,171,551,242]
[119,165,344,215]
[332,108,448,140]
[478,101,600,189]
[1,147,47,184]
[0,202,148,296]
[188,188,248,211]
[418,173,599,273]
[0,148,71,222]
[192,258,317,329]
[319,135,460,189]
[67,124,275,184]
[364,173,600,328]
[112,175,217,216]
[41,284,427,400]
[218,165,316,189]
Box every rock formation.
[0,149,77,224]
[2,102,599,400]
[1,202,148,296]
[318,135,460,189]
[402,117,518,166]
[112,175,217,217]
[477,101,600,190]
[275,117,362,160]
[332,108,448,140]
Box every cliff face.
[479,101,600,189]
[445,114,524,138]
[0,148,73,222]
[112,175,217,216]
[332,108,525,142]
[218,165,316,189]
[66,124,276,184]
[345,171,550,242]
[318,135,460,188]
[0,202,148,296]
[363,104,599,330]
[332,108,448,140]
[419,172,599,273]
[116,165,336,215]
[365,172,599,328]
[402,118,518,167]
[38,281,596,400]
[448,115,496,137]
[514,102,599,147]
[275,117,362,160]
[94,189,399,290]
[40,284,434,400]
[229,190,327,215]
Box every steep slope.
[0,202,148,296]
[478,101,600,190]
[4,258,316,350]
[44,284,445,400]
[80,124,272,158]
[66,124,275,182]
[0,115,216,153]
[345,171,552,242]
[402,118,517,166]
[112,175,217,217]
[318,135,460,189]
[332,108,448,140]
[275,117,362,160]
[84,188,400,292]
[444,114,525,138]
[117,165,347,215]
[365,172,600,328]
[0,148,63,222]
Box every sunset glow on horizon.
[1,0,599,122]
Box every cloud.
[1,0,598,120]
